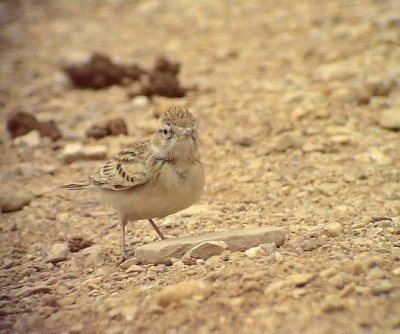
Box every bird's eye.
[163,129,168,135]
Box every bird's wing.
[89,140,154,191]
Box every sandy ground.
[1,0,400,333]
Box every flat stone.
[155,280,212,307]
[134,227,285,265]
[186,241,228,260]
[46,243,69,263]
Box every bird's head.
[152,107,199,162]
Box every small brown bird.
[62,107,205,262]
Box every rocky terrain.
[1,0,400,333]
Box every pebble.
[119,258,139,270]
[155,280,212,307]
[0,188,32,213]
[61,143,107,163]
[274,133,296,152]
[126,265,145,273]
[13,130,41,147]
[324,222,344,237]
[46,243,69,263]
[187,241,228,260]
[392,267,400,276]
[134,227,285,265]
[81,245,110,268]
[287,273,315,287]
[244,246,262,257]
[379,108,400,131]
[131,95,150,108]
[366,267,386,280]
[371,279,394,295]
[3,259,14,269]
[287,236,318,251]
[15,285,51,298]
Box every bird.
[61,107,205,263]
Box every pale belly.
[101,161,205,221]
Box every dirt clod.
[7,111,62,141]
[86,118,128,139]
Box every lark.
[62,107,205,262]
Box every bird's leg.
[148,219,166,240]
[117,218,128,264]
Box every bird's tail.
[60,181,90,190]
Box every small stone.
[15,285,51,298]
[67,237,93,252]
[81,145,107,160]
[81,245,109,268]
[181,253,196,265]
[392,267,400,276]
[324,222,344,237]
[119,258,139,270]
[46,243,69,263]
[287,236,318,251]
[86,118,128,139]
[274,133,296,152]
[328,275,345,289]
[13,130,41,147]
[126,265,145,273]
[155,280,212,307]
[320,296,346,312]
[244,246,261,257]
[371,279,394,295]
[367,267,386,280]
[3,259,14,269]
[109,304,137,321]
[287,273,315,287]
[61,143,83,163]
[131,95,150,108]
[186,241,228,260]
[320,267,338,279]
[235,135,254,147]
[0,188,32,213]
[379,108,400,131]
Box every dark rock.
[7,111,62,141]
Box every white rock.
[0,188,32,212]
[324,222,344,237]
[13,130,41,147]
[81,245,109,268]
[46,243,69,263]
[155,280,212,307]
[131,95,150,108]
[61,143,83,163]
[186,241,228,260]
[81,145,107,160]
[244,246,261,257]
[379,108,400,130]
